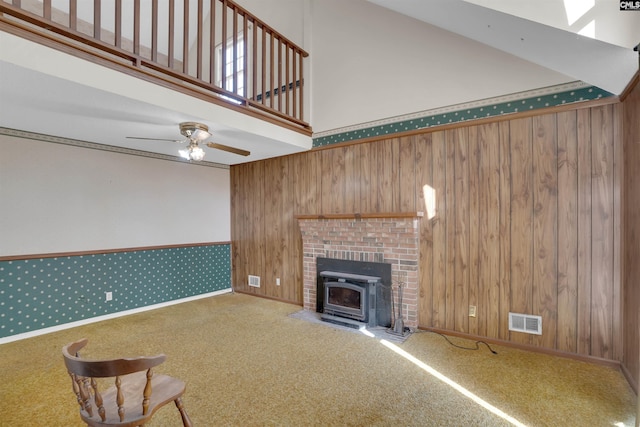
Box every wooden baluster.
[91,378,106,422]
[252,18,258,101]
[242,13,248,100]
[68,372,84,410]
[133,0,140,56]
[277,37,282,112]
[221,0,227,89]
[292,50,297,119]
[168,0,175,69]
[115,0,122,48]
[197,0,203,79]
[94,0,101,40]
[232,6,238,95]
[116,376,125,422]
[183,0,189,74]
[43,0,51,20]
[269,30,274,108]
[80,377,94,417]
[142,368,153,415]
[69,0,77,31]
[209,0,216,84]
[261,25,266,105]
[298,50,304,121]
[152,0,158,62]
[285,44,290,115]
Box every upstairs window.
[216,36,245,101]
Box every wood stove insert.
[316,258,392,329]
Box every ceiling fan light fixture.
[189,145,205,161]
[127,121,249,160]
[179,143,205,161]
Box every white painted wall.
[232,0,587,132]
[234,0,306,45]
[0,135,230,257]
[309,0,573,132]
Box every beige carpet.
[0,292,635,426]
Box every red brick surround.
[296,213,423,328]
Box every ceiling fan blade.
[126,136,183,143]
[206,142,250,156]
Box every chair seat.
[79,372,186,427]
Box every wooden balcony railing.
[0,0,310,133]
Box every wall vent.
[508,312,542,335]
[248,275,261,288]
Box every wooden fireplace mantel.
[294,212,424,220]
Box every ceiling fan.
[127,122,250,161]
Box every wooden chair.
[62,338,192,427]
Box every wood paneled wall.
[231,100,624,361]
[623,79,640,387]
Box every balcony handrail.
[0,0,310,133]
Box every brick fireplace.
[296,212,423,328]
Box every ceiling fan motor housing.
[180,122,210,141]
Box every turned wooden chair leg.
[175,397,192,427]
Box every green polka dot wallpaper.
[0,244,231,339]
[313,84,613,147]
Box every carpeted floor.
[0,292,635,426]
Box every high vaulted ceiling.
[1,0,638,167]
[369,0,639,95]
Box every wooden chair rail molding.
[0,241,230,262]
[295,212,424,220]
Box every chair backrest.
[63,338,166,377]
[62,338,169,425]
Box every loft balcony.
[0,0,312,165]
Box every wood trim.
[620,353,638,394]
[0,242,232,262]
[234,289,303,306]
[421,326,623,370]
[294,212,424,220]
[0,19,312,136]
[619,70,640,103]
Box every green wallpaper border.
[313,85,613,148]
[0,243,231,340]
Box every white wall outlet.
[105,291,113,302]
[276,278,281,286]
[469,305,476,317]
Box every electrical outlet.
[276,278,281,286]
[105,291,113,302]
[469,305,476,317]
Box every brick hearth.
[296,212,423,328]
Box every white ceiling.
[1,0,638,166]
[369,0,639,96]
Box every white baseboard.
[0,288,232,345]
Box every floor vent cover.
[248,275,261,288]
[509,312,542,335]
